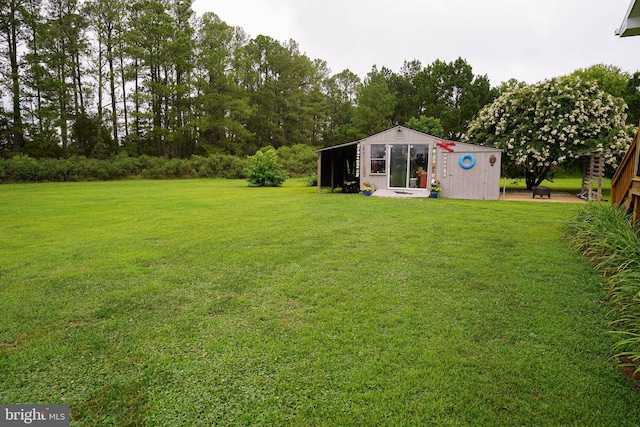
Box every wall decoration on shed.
[459,154,476,169]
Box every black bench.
[532,186,551,199]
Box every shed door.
[389,145,409,188]
[389,144,429,188]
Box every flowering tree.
[464,76,633,189]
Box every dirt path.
[502,191,588,203]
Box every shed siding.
[443,150,501,200]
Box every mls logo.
[1,405,69,426]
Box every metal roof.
[616,0,640,37]
[314,125,502,153]
[314,140,360,153]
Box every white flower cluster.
[464,76,632,169]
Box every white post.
[502,177,507,199]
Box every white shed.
[316,126,502,200]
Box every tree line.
[3,0,640,167]
[0,0,500,159]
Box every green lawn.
[1,179,639,426]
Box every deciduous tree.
[464,75,633,189]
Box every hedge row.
[0,145,318,183]
[0,154,247,183]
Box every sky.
[191,0,640,87]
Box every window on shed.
[370,144,386,174]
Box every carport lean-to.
[315,140,361,193]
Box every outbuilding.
[316,126,502,200]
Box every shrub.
[112,155,143,177]
[76,157,115,181]
[164,158,191,178]
[140,156,168,179]
[40,158,81,182]
[276,144,317,176]
[0,153,250,183]
[193,154,246,179]
[214,154,247,179]
[245,146,288,187]
[4,155,44,182]
[190,155,212,177]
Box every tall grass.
[565,203,640,373]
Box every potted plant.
[430,180,441,198]
[362,182,374,196]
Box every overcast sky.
[192,0,639,86]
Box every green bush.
[189,155,213,177]
[4,155,44,182]
[565,203,640,373]
[76,157,118,181]
[215,154,247,179]
[192,154,246,179]
[40,158,81,182]
[112,155,143,177]
[245,146,288,187]
[276,144,317,176]
[164,158,191,178]
[0,153,256,183]
[140,156,170,179]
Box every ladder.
[579,154,604,201]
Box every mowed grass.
[1,179,639,426]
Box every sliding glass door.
[389,144,429,188]
[389,145,408,188]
